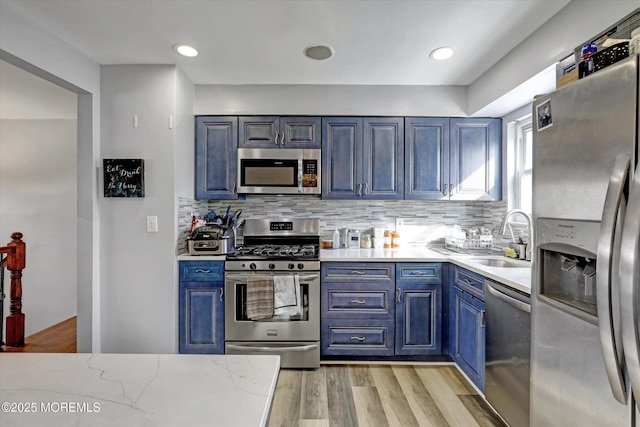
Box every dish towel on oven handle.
[246,275,274,320]
[274,274,302,317]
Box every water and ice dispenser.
[536,218,602,322]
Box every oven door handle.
[224,274,319,282]
[226,343,319,353]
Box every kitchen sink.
[468,258,530,268]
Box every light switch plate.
[146,216,158,233]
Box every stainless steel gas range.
[224,218,320,369]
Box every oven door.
[224,271,320,368]
[236,148,320,194]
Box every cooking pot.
[188,223,235,255]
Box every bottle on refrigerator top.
[332,228,340,249]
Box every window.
[515,116,533,213]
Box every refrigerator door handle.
[620,160,640,406]
[596,153,630,404]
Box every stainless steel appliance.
[187,223,235,255]
[224,218,320,368]
[484,279,531,427]
[236,148,321,194]
[531,55,640,426]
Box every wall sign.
[103,159,145,197]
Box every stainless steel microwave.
[237,148,321,195]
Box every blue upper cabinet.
[239,116,321,148]
[405,117,450,200]
[195,116,238,199]
[406,117,501,201]
[450,118,502,201]
[322,117,404,200]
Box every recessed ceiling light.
[304,44,334,61]
[173,44,198,57]
[429,46,455,60]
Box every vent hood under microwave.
[237,148,321,195]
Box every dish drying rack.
[444,225,494,254]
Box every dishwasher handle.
[486,283,531,313]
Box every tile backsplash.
[178,195,513,253]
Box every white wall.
[0,119,77,335]
[468,0,639,116]
[0,1,101,352]
[195,84,467,116]
[100,65,179,353]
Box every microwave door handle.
[596,153,630,404]
[621,160,640,405]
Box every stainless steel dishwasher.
[484,279,531,427]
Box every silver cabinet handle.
[597,153,629,404]
[350,336,366,341]
[464,279,474,286]
[443,184,448,198]
[481,310,486,328]
[274,132,280,145]
[280,131,286,146]
[219,288,224,303]
[357,183,362,196]
[232,182,236,194]
[195,269,211,273]
[396,288,401,304]
[620,158,640,405]
[363,182,368,196]
[349,270,366,275]
[410,271,429,276]
[350,299,366,304]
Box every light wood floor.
[268,364,505,427]
[2,316,76,353]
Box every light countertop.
[178,248,532,295]
[0,353,280,427]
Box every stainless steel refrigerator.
[531,54,640,426]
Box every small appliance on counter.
[187,223,235,255]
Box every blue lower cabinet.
[321,319,395,356]
[451,286,485,391]
[395,283,442,355]
[178,261,225,354]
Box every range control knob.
[297,263,305,270]
[249,263,257,270]
[288,263,295,270]
[269,263,276,270]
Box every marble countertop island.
[0,353,280,427]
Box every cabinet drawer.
[321,319,394,356]
[322,282,394,319]
[452,265,484,300]
[396,263,442,283]
[179,261,224,282]
[321,262,394,283]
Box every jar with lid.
[383,230,392,249]
[347,229,361,248]
[361,233,372,249]
[391,230,400,248]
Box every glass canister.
[361,233,372,249]
[347,229,361,248]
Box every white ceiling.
[2,0,571,86]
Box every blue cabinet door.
[450,118,501,201]
[395,283,442,355]
[195,116,238,199]
[322,117,363,199]
[238,116,279,148]
[179,281,225,354]
[363,117,404,199]
[280,116,321,148]
[451,286,485,391]
[405,117,450,200]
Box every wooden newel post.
[6,232,25,347]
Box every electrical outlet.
[146,216,158,233]
[395,218,405,229]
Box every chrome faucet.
[499,209,533,261]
